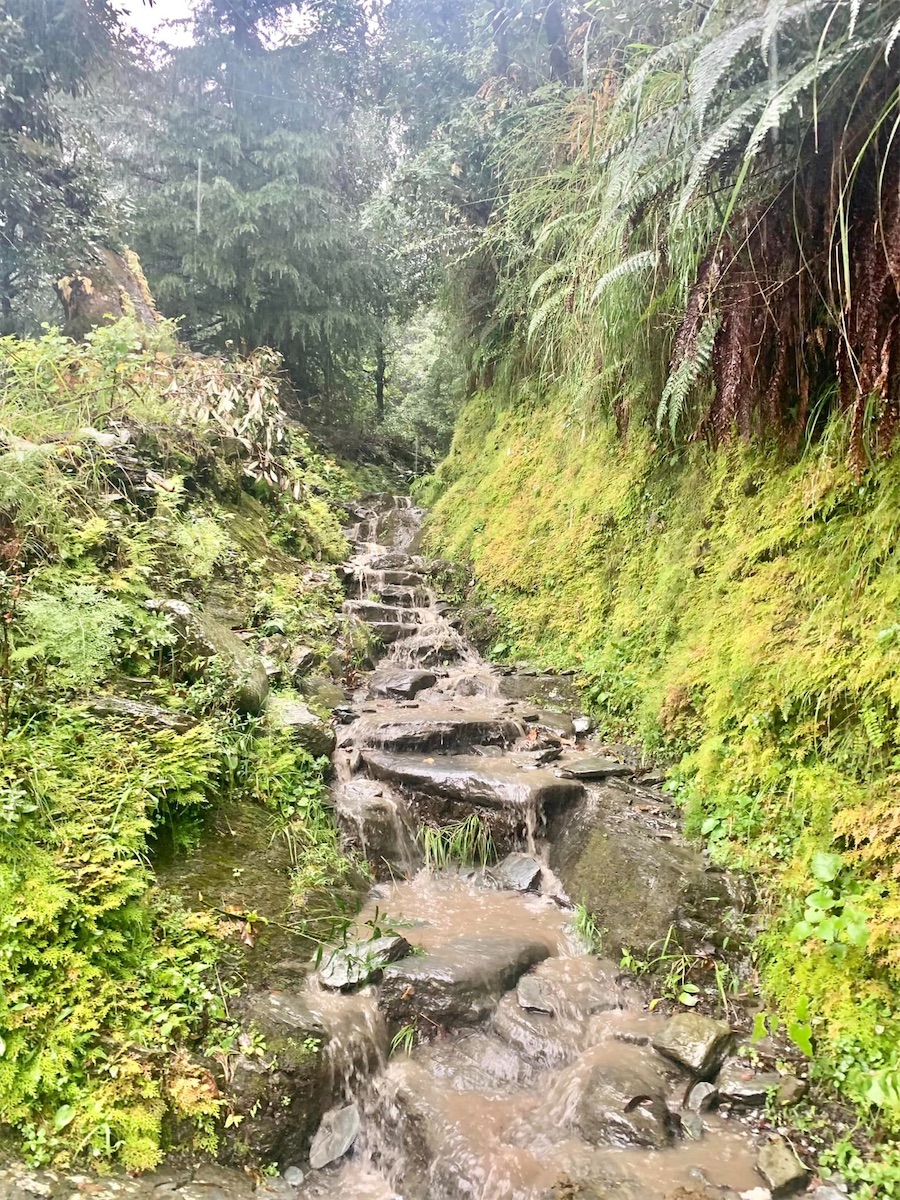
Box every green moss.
[427,384,900,1131]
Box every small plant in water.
[421,814,494,871]
[572,903,603,953]
[390,1023,416,1056]
[620,924,741,1016]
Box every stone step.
[361,750,586,813]
[342,599,421,626]
[337,705,525,753]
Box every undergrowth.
[425,383,900,1176]
[0,320,356,1167]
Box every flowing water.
[286,496,780,1200]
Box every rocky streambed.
[2,496,842,1200]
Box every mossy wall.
[425,385,900,1130]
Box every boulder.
[379,935,550,1030]
[367,668,437,700]
[266,696,335,757]
[652,1013,733,1078]
[299,675,347,711]
[307,1104,360,1170]
[526,710,577,740]
[146,598,268,713]
[84,694,198,733]
[331,777,421,877]
[339,708,524,753]
[548,784,739,956]
[491,852,543,892]
[756,1136,809,1197]
[317,935,411,991]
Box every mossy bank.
[0,321,365,1170]
[423,384,900,1190]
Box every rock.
[716,1058,787,1105]
[681,1112,704,1141]
[685,1081,718,1112]
[362,750,584,815]
[379,935,550,1030]
[368,668,437,700]
[776,1075,808,1106]
[573,1049,675,1148]
[146,598,268,713]
[331,777,421,877]
[492,993,576,1066]
[307,1104,360,1170]
[517,973,555,1014]
[740,1191,772,1200]
[266,696,335,757]
[756,1136,809,1197]
[652,1013,733,1078]
[555,754,632,781]
[527,710,577,740]
[339,707,524,753]
[548,785,738,956]
[808,1189,846,1200]
[492,852,543,891]
[317,935,411,991]
[84,694,198,733]
[287,645,317,678]
[281,1168,304,1189]
[299,675,347,711]
[572,714,594,736]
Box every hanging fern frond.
[743,39,874,162]
[588,250,658,305]
[529,259,572,300]
[658,313,721,436]
[760,0,833,65]
[690,16,765,124]
[674,91,769,222]
[527,289,566,340]
[614,28,710,113]
[885,14,900,61]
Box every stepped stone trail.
[3,495,823,1200]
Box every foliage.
[420,813,494,871]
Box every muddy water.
[295,497,768,1200]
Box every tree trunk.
[545,1,570,84]
[55,246,160,340]
[375,337,386,423]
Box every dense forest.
[6,0,900,1196]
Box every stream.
[280,497,813,1200]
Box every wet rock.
[379,935,550,1030]
[287,645,317,678]
[492,852,543,891]
[517,973,556,1014]
[570,1047,676,1149]
[776,1075,808,1106]
[299,675,348,711]
[548,785,737,956]
[221,992,334,1166]
[146,598,268,712]
[339,708,524,753]
[653,1013,733,1078]
[281,1168,304,1188]
[308,1104,360,1170]
[572,714,594,736]
[367,668,437,700]
[527,710,577,740]
[317,934,411,991]
[343,599,417,627]
[492,992,575,1066]
[362,750,584,814]
[84,694,198,733]
[266,696,335,757]
[555,754,632,781]
[715,1058,787,1105]
[685,1081,718,1112]
[680,1111,704,1141]
[756,1136,809,1197]
[413,1031,529,1090]
[498,673,582,708]
[331,777,421,877]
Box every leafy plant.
[421,814,494,871]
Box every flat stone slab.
[555,754,632,781]
[362,751,585,812]
[84,694,198,733]
[343,599,417,626]
[652,1012,733,1078]
[368,668,437,700]
[308,1104,360,1169]
[716,1057,789,1105]
[318,935,411,991]
[379,935,550,1029]
[338,702,525,753]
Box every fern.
[691,16,765,124]
[674,91,769,222]
[588,250,658,306]
[658,313,721,437]
[15,585,126,690]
